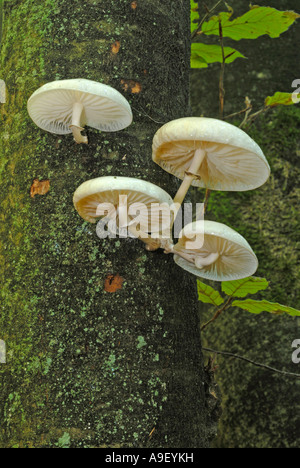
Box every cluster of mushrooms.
[28,78,271,282]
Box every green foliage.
[221,277,269,298]
[197,281,224,306]
[232,299,300,317]
[190,0,200,34]
[191,43,245,69]
[191,2,300,69]
[265,92,299,108]
[198,277,300,322]
[201,5,300,40]
[206,106,300,309]
[192,19,300,319]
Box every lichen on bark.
[0,0,213,448]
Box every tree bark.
[0,0,214,448]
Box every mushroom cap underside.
[152,117,270,191]
[73,176,174,235]
[173,220,258,281]
[28,79,133,134]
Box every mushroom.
[166,220,258,281]
[73,176,174,251]
[152,117,270,207]
[27,79,133,144]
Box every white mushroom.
[27,79,133,144]
[152,117,270,206]
[169,220,258,281]
[73,176,174,251]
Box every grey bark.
[0,0,214,448]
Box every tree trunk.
[0,0,214,448]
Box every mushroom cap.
[28,78,133,135]
[152,117,270,191]
[73,176,174,238]
[173,220,258,281]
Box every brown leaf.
[30,179,50,198]
[111,41,121,55]
[104,274,124,293]
[121,79,142,94]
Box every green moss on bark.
[0,0,212,448]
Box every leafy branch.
[191,3,300,64]
[190,2,300,123]
[199,277,300,378]
[201,296,233,331]
[198,276,300,332]
[191,2,300,380]
[224,92,300,129]
[191,0,224,40]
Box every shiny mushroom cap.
[152,117,270,191]
[28,78,133,135]
[173,220,258,281]
[73,176,174,248]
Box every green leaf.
[191,55,208,69]
[191,43,246,68]
[265,92,300,107]
[191,0,200,33]
[197,280,225,306]
[201,6,300,41]
[221,277,269,298]
[232,299,300,317]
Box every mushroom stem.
[173,148,206,207]
[164,246,219,269]
[117,196,174,252]
[164,245,193,262]
[195,252,219,269]
[127,219,174,252]
[70,102,88,144]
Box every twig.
[224,101,271,129]
[197,189,211,220]
[191,0,223,39]
[203,188,211,214]
[240,105,272,128]
[202,347,300,379]
[131,106,168,125]
[201,297,233,331]
[218,19,226,120]
[224,105,253,121]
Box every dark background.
[191,0,300,116]
[191,0,300,448]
